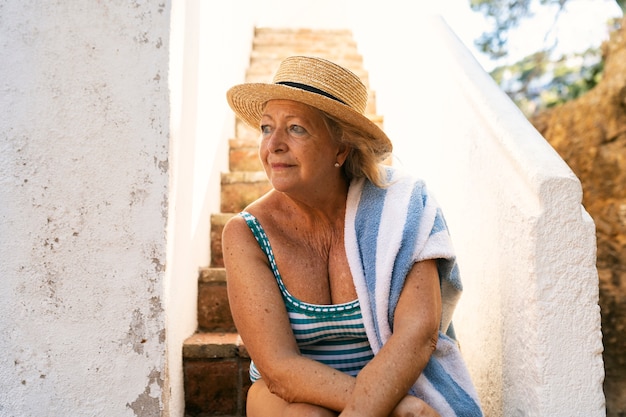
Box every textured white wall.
[351,15,605,417]
[0,1,169,416]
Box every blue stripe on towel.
[421,355,483,417]
[431,207,463,292]
[389,180,427,324]
[431,208,447,236]
[354,180,387,343]
[448,263,463,291]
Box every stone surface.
[183,332,248,359]
[220,173,272,213]
[198,282,235,332]
[229,139,264,172]
[184,359,241,416]
[183,333,250,417]
[531,16,626,417]
[210,214,235,268]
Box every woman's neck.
[278,177,349,224]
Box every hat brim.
[226,83,392,157]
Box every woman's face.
[259,99,344,195]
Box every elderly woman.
[223,56,482,417]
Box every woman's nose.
[265,130,286,153]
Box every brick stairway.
[182,27,384,417]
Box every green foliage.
[490,48,604,116]
[470,0,567,59]
[471,0,621,114]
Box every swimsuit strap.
[239,211,290,296]
[239,211,360,315]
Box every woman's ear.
[336,144,351,166]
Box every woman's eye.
[260,125,272,135]
[289,125,306,134]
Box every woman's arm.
[340,259,442,417]
[224,215,441,415]
[222,215,356,411]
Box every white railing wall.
[359,17,605,417]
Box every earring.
[334,162,340,168]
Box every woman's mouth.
[270,162,293,170]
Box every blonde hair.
[322,113,390,188]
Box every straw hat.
[226,56,392,157]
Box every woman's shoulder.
[243,191,277,216]
[222,212,253,244]
[224,191,282,237]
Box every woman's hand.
[390,395,441,417]
[339,395,440,417]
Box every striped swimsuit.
[241,211,374,382]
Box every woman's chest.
[271,232,357,305]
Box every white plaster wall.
[0,1,169,416]
[165,1,259,415]
[348,14,605,416]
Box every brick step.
[246,56,366,78]
[250,43,360,55]
[183,332,250,417]
[253,37,357,47]
[229,138,263,172]
[221,171,272,213]
[253,27,356,44]
[197,267,235,332]
[254,27,356,38]
[235,120,260,142]
[254,26,352,34]
[249,52,363,67]
[210,213,235,268]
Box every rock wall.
[531,16,626,417]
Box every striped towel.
[345,167,483,417]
